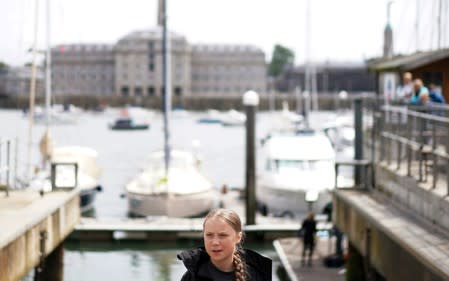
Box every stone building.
[191,44,266,97]
[114,29,191,97]
[51,44,115,96]
[49,28,267,98]
[0,66,44,97]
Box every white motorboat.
[256,130,336,218]
[220,109,246,126]
[30,104,82,125]
[125,150,218,217]
[197,109,223,124]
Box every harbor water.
[0,108,353,280]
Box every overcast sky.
[1,0,448,66]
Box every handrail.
[335,159,372,190]
[376,104,449,194]
[0,138,12,197]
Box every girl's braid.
[233,248,247,281]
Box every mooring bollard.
[243,90,259,225]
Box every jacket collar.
[177,247,272,279]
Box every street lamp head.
[338,90,348,100]
[243,90,259,106]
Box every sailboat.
[26,0,102,213]
[125,0,218,217]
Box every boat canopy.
[264,134,335,161]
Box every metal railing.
[376,104,449,194]
[335,159,373,190]
[0,138,12,197]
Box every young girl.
[177,208,272,281]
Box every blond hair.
[203,209,247,281]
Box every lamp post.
[243,90,259,225]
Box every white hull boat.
[256,131,336,218]
[127,189,218,217]
[126,150,219,217]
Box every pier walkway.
[71,190,303,241]
[274,237,345,281]
[333,102,449,280]
[0,189,80,281]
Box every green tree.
[268,44,295,77]
[0,61,8,70]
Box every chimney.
[383,24,393,59]
[383,1,394,59]
[157,0,164,27]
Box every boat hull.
[256,184,332,218]
[80,187,100,213]
[109,124,149,130]
[127,189,218,217]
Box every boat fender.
[95,185,103,192]
[119,193,127,199]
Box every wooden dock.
[71,215,301,241]
[273,237,345,281]
[0,189,80,281]
[71,190,306,241]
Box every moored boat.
[126,150,218,217]
[257,130,336,218]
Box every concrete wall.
[334,192,444,280]
[0,193,80,281]
[375,163,449,233]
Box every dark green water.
[23,240,283,280]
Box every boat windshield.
[266,159,333,172]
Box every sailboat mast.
[162,0,171,176]
[303,0,311,128]
[45,0,51,128]
[27,0,40,181]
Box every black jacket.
[177,247,272,281]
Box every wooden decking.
[274,237,345,281]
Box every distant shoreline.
[0,93,372,111]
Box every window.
[174,87,182,96]
[423,72,443,86]
[148,86,155,96]
[121,86,129,96]
[134,86,142,96]
[149,63,155,72]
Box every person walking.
[178,208,272,280]
[301,212,317,266]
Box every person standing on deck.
[301,212,317,266]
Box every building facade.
[114,29,191,97]
[51,44,115,96]
[49,28,267,97]
[275,62,376,94]
[0,66,44,97]
[191,44,266,96]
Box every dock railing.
[375,104,449,194]
[0,138,12,197]
[335,159,373,190]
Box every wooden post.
[243,91,259,225]
[354,99,364,187]
[35,243,64,281]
